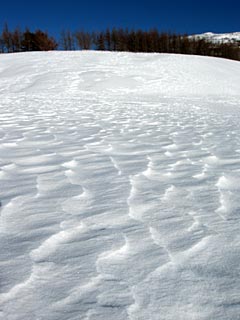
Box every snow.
[0,51,240,320]
[189,31,240,43]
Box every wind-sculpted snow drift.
[0,51,240,320]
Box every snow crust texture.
[0,51,240,320]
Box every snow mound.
[0,51,239,98]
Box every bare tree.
[75,31,92,50]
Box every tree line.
[0,24,57,52]
[1,24,239,61]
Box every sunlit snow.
[189,31,240,43]
[0,51,240,320]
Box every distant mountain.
[189,32,240,44]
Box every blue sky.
[1,0,239,37]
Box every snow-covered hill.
[190,31,240,43]
[0,51,240,320]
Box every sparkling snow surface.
[0,51,240,320]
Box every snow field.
[0,51,240,320]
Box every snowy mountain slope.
[0,51,240,320]
[189,31,240,43]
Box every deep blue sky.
[1,0,239,37]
